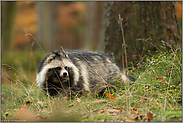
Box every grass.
[1,44,182,122]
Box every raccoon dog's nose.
[63,72,67,76]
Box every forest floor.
[1,45,182,122]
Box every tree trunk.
[103,1,181,67]
[83,1,105,50]
[36,2,59,52]
[2,1,17,53]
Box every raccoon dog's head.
[36,51,75,89]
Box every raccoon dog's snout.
[60,70,68,80]
[63,72,67,76]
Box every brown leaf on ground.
[125,118,135,122]
[98,109,109,114]
[107,109,120,116]
[155,77,163,80]
[108,104,112,107]
[131,108,139,114]
[20,105,27,114]
[5,112,9,117]
[170,85,177,88]
[132,107,137,111]
[113,106,124,109]
[36,114,47,119]
[156,76,169,84]
[106,93,116,100]
[37,101,43,105]
[102,119,106,122]
[146,110,153,121]
[145,85,151,90]
[77,98,81,103]
[16,105,40,122]
[132,115,143,120]
[87,104,90,111]
[25,101,32,105]
[92,100,108,104]
[142,117,148,122]
[133,115,139,120]
[98,109,120,116]
[68,104,74,107]
[63,96,67,100]
[132,110,139,114]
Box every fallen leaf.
[156,77,163,80]
[168,96,172,98]
[106,93,116,100]
[146,110,153,121]
[132,115,143,120]
[125,118,135,122]
[163,76,167,79]
[36,114,47,119]
[63,96,67,100]
[170,85,177,88]
[132,108,139,114]
[132,107,137,111]
[25,101,32,105]
[102,119,106,122]
[92,100,108,104]
[133,115,140,120]
[108,104,112,107]
[87,104,90,111]
[77,98,81,103]
[20,105,27,114]
[106,109,120,116]
[16,107,38,122]
[5,112,9,117]
[113,106,123,109]
[68,104,74,107]
[145,85,151,90]
[169,115,177,119]
[139,115,143,120]
[98,109,109,114]
[132,110,139,114]
[156,76,169,84]
[76,114,80,118]
[142,117,148,122]
[37,101,43,105]
[162,80,169,84]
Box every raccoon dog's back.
[36,50,133,96]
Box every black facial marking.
[55,67,61,71]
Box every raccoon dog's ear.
[60,46,69,59]
[46,54,56,64]
[58,51,69,59]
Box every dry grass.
[1,44,182,122]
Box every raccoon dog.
[36,50,135,96]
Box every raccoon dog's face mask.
[46,66,69,83]
[36,51,78,89]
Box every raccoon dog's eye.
[55,67,61,70]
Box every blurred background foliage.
[1,1,182,85]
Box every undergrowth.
[1,45,182,122]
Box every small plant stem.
[118,14,128,74]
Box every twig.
[118,14,128,74]
[136,38,162,53]
[25,34,46,55]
